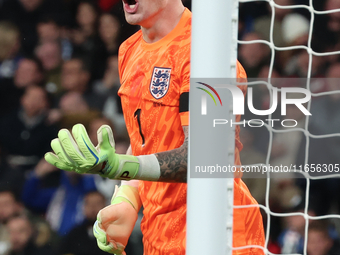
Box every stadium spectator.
[278,192,316,254]
[0,0,67,55]
[6,215,51,255]
[60,59,83,92]
[57,92,101,130]
[295,62,340,215]
[239,32,271,77]
[22,158,97,236]
[91,13,121,79]
[36,18,60,43]
[311,0,340,66]
[0,57,44,117]
[0,85,57,171]
[0,162,25,196]
[280,13,310,67]
[57,191,109,255]
[0,189,23,255]
[74,1,99,44]
[72,1,102,79]
[278,213,304,253]
[0,189,23,223]
[241,66,282,158]
[270,93,306,169]
[282,13,309,47]
[93,55,127,136]
[0,21,21,79]
[60,58,106,110]
[253,0,293,47]
[307,220,340,255]
[284,49,325,78]
[325,0,340,34]
[14,58,44,89]
[269,93,306,209]
[244,65,282,120]
[36,18,73,61]
[98,13,120,55]
[0,188,58,254]
[92,55,119,96]
[93,55,119,94]
[35,40,63,95]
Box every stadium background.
[0,0,340,254]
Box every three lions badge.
[150,67,171,99]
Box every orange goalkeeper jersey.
[118,8,264,255]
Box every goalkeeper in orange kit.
[45,0,265,254]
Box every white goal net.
[237,0,340,254]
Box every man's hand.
[93,201,138,255]
[44,124,139,179]
[45,124,117,175]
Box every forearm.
[155,139,187,183]
[116,126,188,183]
[153,125,188,183]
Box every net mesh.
[235,0,340,254]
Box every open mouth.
[122,0,138,13]
[124,0,136,5]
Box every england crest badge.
[149,67,171,99]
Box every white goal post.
[187,0,239,254]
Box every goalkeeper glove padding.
[45,124,140,179]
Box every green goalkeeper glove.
[44,124,139,179]
[93,185,141,255]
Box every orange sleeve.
[118,43,126,83]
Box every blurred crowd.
[239,0,340,254]
[0,0,339,254]
[0,0,153,254]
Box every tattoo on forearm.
[155,126,188,183]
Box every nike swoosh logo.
[81,135,99,165]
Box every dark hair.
[38,16,59,26]
[6,214,33,232]
[0,186,21,203]
[22,57,44,75]
[78,0,100,13]
[66,57,90,73]
[21,85,53,110]
[77,0,101,28]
